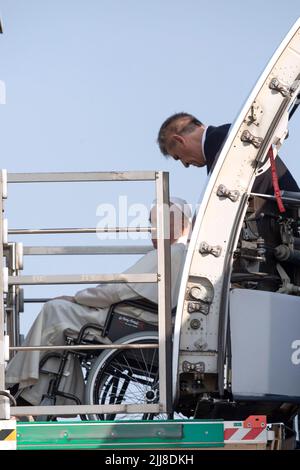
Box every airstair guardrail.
[0,170,172,419]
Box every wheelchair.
[36,298,163,421]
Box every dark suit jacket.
[204,124,299,194]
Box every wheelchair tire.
[85,331,162,421]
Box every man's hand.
[53,295,76,303]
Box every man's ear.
[173,134,185,145]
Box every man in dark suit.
[157,112,299,194]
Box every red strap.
[268,146,285,213]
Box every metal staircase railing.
[0,170,172,419]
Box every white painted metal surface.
[230,289,300,399]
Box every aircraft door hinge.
[217,184,240,202]
[240,129,263,148]
[269,77,300,97]
[199,242,222,257]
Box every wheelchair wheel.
[85,331,164,420]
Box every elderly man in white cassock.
[6,197,191,407]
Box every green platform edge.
[16,419,226,450]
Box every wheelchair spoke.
[87,334,161,420]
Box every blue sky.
[1,0,300,333]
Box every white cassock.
[5,243,186,405]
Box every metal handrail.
[10,403,160,416]
[8,273,157,286]
[22,245,153,255]
[10,343,158,352]
[9,226,152,235]
[0,170,172,419]
[7,171,157,182]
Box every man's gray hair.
[157,112,203,156]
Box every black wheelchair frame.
[38,298,160,418]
